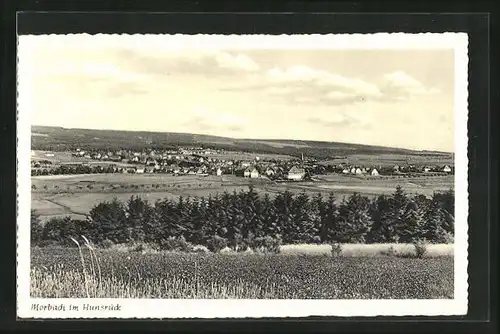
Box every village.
[31,146,455,181]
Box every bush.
[129,242,160,254]
[413,240,428,259]
[331,243,343,257]
[251,236,281,254]
[159,236,193,252]
[192,245,210,253]
[219,246,236,254]
[206,235,228,253]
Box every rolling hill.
[31,125,453,161]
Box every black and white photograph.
[16,32,469,318]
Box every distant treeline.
[31,186,454,251]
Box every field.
[31,173,454,222]
[321,153,454,167]
[30,247,454,299]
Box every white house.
[443,165,452,173]
[244,167,259,178]
[355,168,363,175]
[136,167,145,174]
[342,168,350,174]
[423,166,432,173]
[216,168,223,176]
[350,167,357,174]
[287,166,306,181]
[371,168,379,176]
[250,168,260,179]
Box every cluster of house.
[32,147,454,180]
[337,164,453,175]
[242,165,307,181]
[71,147,222,162]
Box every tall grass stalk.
[69,237,90,298]
[82,235,102,291]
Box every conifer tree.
[400,199,426,243]
[367,195,390,243]
[386,186,409,242]
[89,198,128,243]
[336,193,372,243]
[31,210,43,244]
[293,191,314,243]
[322,192,339,242]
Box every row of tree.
[31,186,454,250]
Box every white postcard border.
[16,32,469,319]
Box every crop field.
[30,247,454,299]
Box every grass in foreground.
[31,246,454,299]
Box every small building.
[136,167,145,174]
[243,167,252,178]
[342,168,350,174]
[355,168,363,175]
[287,166,306,181]
[216,168,223,176]
[250,168,260,179]
[443,165,452,173]
[423,166,432,173]
[244,167,259,178]
[371,168,379,176]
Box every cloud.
[182,108,249,134]
[215,53,260,72]
[267,65,382,98]
[109,48,260,78]
[223,66,440,108]
[381,71,440,98]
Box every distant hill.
[31,125,453,160]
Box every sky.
[18,34,456,152]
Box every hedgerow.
[31,185,454,250]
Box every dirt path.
[44,197,88,216]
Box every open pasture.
[31,247,454,299]
[31,150,92,164]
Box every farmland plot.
[31,248,454,299]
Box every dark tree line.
[31,164,117,176]
[31,186,454,250]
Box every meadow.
[30,246,454,299]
